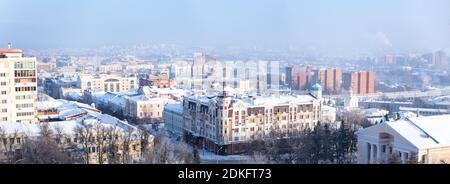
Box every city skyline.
[1,0,450,54]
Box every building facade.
[77,74,139,93]
[169,92,322,154]
[357,115,450,164]
[0,47,38,124]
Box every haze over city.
[1,0,450,54]
[2,0,450,167]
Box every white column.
[401,152,406,164]
[369,143,374,164]
[376,144,381,164]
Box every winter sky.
[1,0,449,53]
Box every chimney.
[7,43,11,49]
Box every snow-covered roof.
[252,95,316,106]
[0,122,41,137]
[432,95,450,106]
[364,108,388,117]
[1,112,138,137]
[164,103,183,114]
[187,94,316,107]
[363,115,450,150]
[399,107,450,114]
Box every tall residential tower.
[0,44,38,124]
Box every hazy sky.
[1,0,449,53]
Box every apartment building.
[164,88,323,154]
[0,46,38,124]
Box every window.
[1,109,7,113]
[16,95,33,100]
[0,73,6,77]
[14,70,36,77]
[14,61,35,69]
[16,112,34,116]
[1,117,7,121]
[0,82,6,86]
[1,91,6,95]
[15,86,36,92]
[15,78,36,83]
[389,147,393,154]
[16,103,34,108]
[382,145,386,153]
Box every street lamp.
[216,146,224,164]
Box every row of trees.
[1,123,200,164]
[246,122,358,164]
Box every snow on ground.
[198,149,250,163]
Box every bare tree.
[143,132,173,164]
[121,128,133,164]
[20,123,77,164]
[74,122,93,164]
[341,109,372,128]
[105,125,120,164]
[94,122,108,164]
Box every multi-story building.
[165,87,323,154]
[358,71,367,96]
[126,96,169,124]
[97,64,122,73]
[1,96,153,164]
[77,74,138,93]
[343,70,375,95]
[0,46,38,124]
[357,114,450,164]
[285,66,293,88]
[163,103,184,136]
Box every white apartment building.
[357,115,450,164]
[77,74,138,93]
[0,46,38,124]
[126,96,168,124]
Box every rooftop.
[360,114,450,150]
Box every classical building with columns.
[357,114,450,164]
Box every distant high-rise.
[0,46,38,124]
[343,70,374,95]
[285,66,293,88]
[423,51,448,68]
[358,71,367,96]
[367,69,375,94]
[314,68,327,90]
[434,51,448,68]
[305,65,314,87]
[334,68,342,93]
[292,66,308,90]
[384,55,396,65]
[312,67,342,94]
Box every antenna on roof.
[7,42,12,49]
